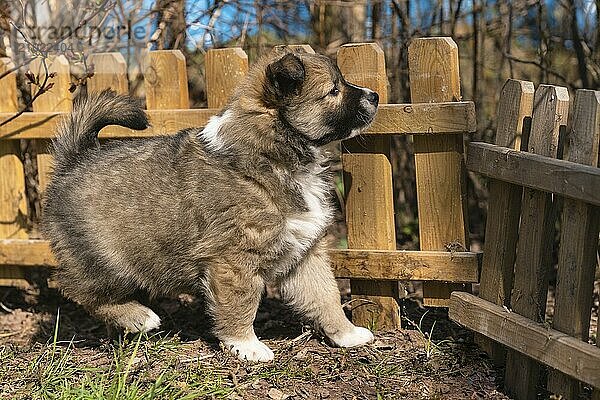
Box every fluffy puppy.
[43,48,379,361]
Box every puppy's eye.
[329,86,340,96]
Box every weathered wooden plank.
[342,155,396,255]
[87,52,128,94]
[338,43,389,104]
[0,240,57,267]
[479,80,533,306]
[30,56,73,113]
[0,102,476,140]
[408,37,469,307]
[0,239,479,283]
[548,90,600,399]
[330,249,479,282]
[339,43,400,330]
[0,109,214,140]
[505,85,570,400]
[369,102,476,134]
[30,55,72,195]
[476,79,534,363]
[205,48,248,109]
[0,239,479,282]
[449,292,600,388]
[0,58,29,287]
[145,51,189,114]
[342,153,400,328]
[145,50,189,109]
[467,142,600,207]
[0,59,20,117]
[0,59,27,241]
[0,139,26,242]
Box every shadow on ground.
[0,277,511,400]
[0,277,307,350]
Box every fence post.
[338,43,400,330]
[145,50,189,109]
[476,79,534,363]
[548,90,600,399]
[504,85,570,400]
[30,55,72,196]
[205,48,248,109]
[87,52,128,94]
[0,58,29,287]
[408,37,469,307]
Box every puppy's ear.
[266,53,305,98]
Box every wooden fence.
[449,80,600,399]
[0,37,478,331]
[2,35,598,399]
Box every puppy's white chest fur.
[284,164,332,261]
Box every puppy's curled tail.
[52,89,149,167]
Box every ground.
[0,277,514,400]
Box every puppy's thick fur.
[43,49,379,361]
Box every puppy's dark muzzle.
[365,91,379,107]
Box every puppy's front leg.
[205,263,273,362]
[279,241,374,347]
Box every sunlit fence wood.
[450,80,600,399]
[0,38,478,332]
[339,43,399,330]
[0,58,28,287]
[408,37,470,307]
[30,55,72,195]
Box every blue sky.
[124,0,599,50]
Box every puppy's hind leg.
[205,264,273,362]
[54,262,161,334]
[94,302,161,333]
[279,241,374,348]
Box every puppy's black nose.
[366,91,379,106]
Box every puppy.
[43,48,379,362]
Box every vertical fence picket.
[548,90,600,399]
[146,50,189,109]
[0,58,29,287]
[30,55,72,195]
[205,48,248,109]
[338,43,400,330]
[504,85,570,400]
[476,79,534,363]
[87,53,128,94]
[408,37,469,307]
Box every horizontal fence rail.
[450,292,600,388]
[468,142,600,206]
[0,102,476,140]
[0,239,480,283]
[330,249,479,282]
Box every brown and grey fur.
[43,49,379,361]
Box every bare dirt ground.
[0,276,514,400]
[1,273,598,400]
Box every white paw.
[330,326,374,348]
[223,337,274,362]
[122,308,161,333]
